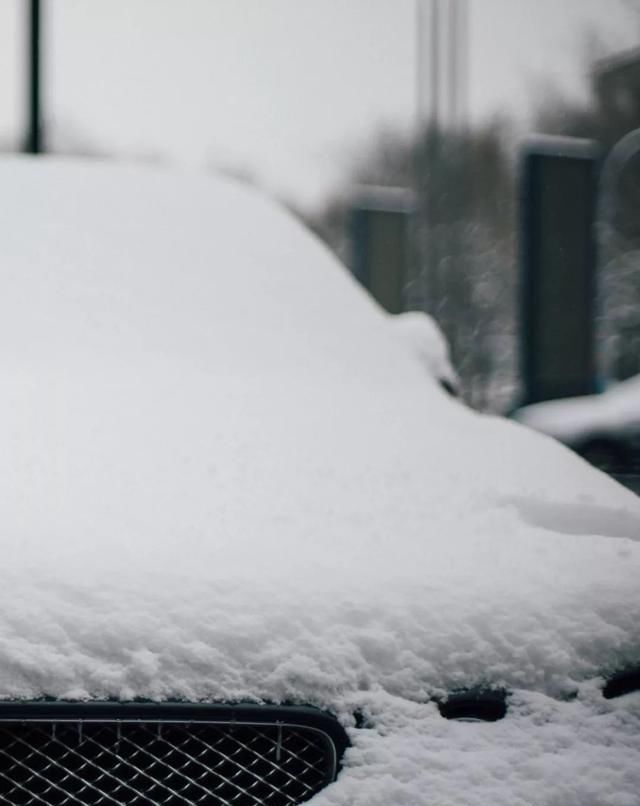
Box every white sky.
[0,1,638,209]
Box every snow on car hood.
[0,158,639,805]
[389,310,460,394]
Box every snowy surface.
[0,157,639,805]
[515,375,640,446]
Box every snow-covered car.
[513,377,640,474]
[0,157,639,806]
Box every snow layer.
[389,310,460,394]
[0,157,639,805]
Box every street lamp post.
[25,0,43,154]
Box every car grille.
[0,704,346,805]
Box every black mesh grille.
[0,718,339,805]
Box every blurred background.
[1,0,640,421]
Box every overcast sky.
[0,1,638,208]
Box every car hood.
[0,158,639,805]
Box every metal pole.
[416,0,427,133]
[429,0,440,131]
[409,0,428,311]
[448,0,458,129]
[25,0,43,154]
[457,0,468,133]
[426,0,441,313]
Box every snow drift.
[0,157,638,805]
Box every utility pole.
[425,0,442,313]
[414,0,470,375]
[25,0,43,154]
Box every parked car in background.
[513,376,640,475]
[0,157,638,806]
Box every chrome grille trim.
[0,704,347,805]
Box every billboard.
[520,137,600,405]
